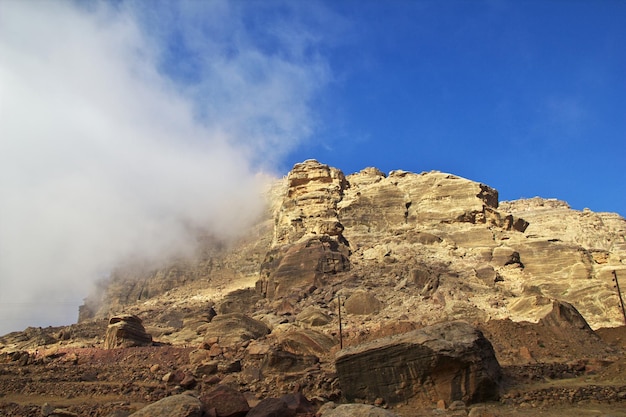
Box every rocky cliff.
[79,160,626,335]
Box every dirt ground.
[1,322,626,416]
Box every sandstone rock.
[202,313,270,346]
[539,300,594,331]
[343,290,382,315]
[131,393,203,417]
[276,327,337,357]
[104,315,152,349]
[219,289,261,315]
[262,347,319,373]
[260,236,350,300]
[273,159,348,246]
[335,321,501,405]
[280,392,316,414]
[296,306,331,326]
[199,385,250,417]
[246,397,295,417]
[320,404,399,417]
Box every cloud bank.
[0,1,329,334]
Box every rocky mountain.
[2,159,626,417]
[80,159,626,332]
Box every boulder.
[539,300,594,331]
[335,321,501,406]
[246,398,295,417]
[104,315,152,349]
[262,347,319,373]
[202,313,270,346]
[296,306,332,326]
[130,393,202,417]
[199,385,250,417]
[344,290,382,315]
[320,404,399,417]
[277,328,337,356]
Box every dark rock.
[199,385,250,417]
[130,393,202,417]
[335,321,501,406]
[104,315,152,349]
[245,397,295,417]
[279,392,315,413]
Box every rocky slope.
[2,159,626,416]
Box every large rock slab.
[335,321,501,406]
[104,315,152,349]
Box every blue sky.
[0,0,624,334]
[284,0,626,214]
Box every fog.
[0,1,328,335]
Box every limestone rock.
[131,393,202,417]
[335,321,501,405]
[202,313,269,347]
[104,315,152,349]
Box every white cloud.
[0,1,329,334]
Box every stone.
[202,313,270,346]
[296,306,332,326]
[343,290,382,315]
[276,327,337,356]
[539,300,594,332]
[199,385,250,417]
[131,393,203,417]
[245,397,295,417]
[320,404,399,417]
[335,321,501,406]
[260,236,350,300]
[219,289,262,315]
[104,315,152,349]
[262,347,319,373]
[279,392,315,413]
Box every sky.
[1,0,625,335]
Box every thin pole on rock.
[613,270,626,326]
[337,295,343,349]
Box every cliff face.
[80,160,626,331]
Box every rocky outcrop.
[335,321,502,406]
[259,160,351,300]
[104,315,152,349]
